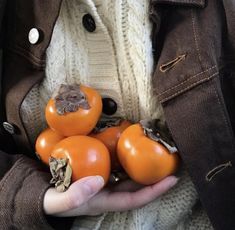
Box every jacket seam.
[7,45,45,69]
[159,71,218,103]
[158,65,217,97]
[191,8,203,69]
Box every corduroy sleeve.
[0,151,74,230]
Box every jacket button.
[2,122,16,135]
[28,28,40,44]
[102,98,117,115]
[82,14,96,32]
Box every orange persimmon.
[117,123,179,185]
[90,120,131,171]
[50,136,111,184]
[35,128,64,165]
[45,84,102,136]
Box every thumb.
[43,176,104,215]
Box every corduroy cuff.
[0,156,74,230]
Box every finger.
[55,180,143,217]
[94,176,178,212]
[43,176,104,215]
[54,176,178,217]
[118,176,178,210]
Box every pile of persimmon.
[35,84,107,191]
[35,83,180,191]
[35,84,131,191]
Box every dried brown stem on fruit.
[140,119,177,154]
[54,84,90,115]
[93,117,122,133]
[49,157,72,192]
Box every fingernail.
[95,176,105,187]
[168,176,179,187]
[83,176,105,195]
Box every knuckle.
[64,192,83,210]
[63,182,95,210]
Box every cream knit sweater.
[21,0,212,229]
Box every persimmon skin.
[117,124,179,185]
[50,136,111,184]
[35,128,64,165]
[45,85,102,136]
[90,120,131,171]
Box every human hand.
[43,175,178,217]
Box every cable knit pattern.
[20,0,212,229]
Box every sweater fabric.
[20,0,212,229]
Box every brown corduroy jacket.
[1,0,235,229]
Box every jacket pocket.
[151,0,219,103]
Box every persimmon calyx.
[49,157,72,192]
[139,119,178,154]
[54,84,90,115]
[93,117,122,133]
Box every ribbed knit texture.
[20,0,212,229]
